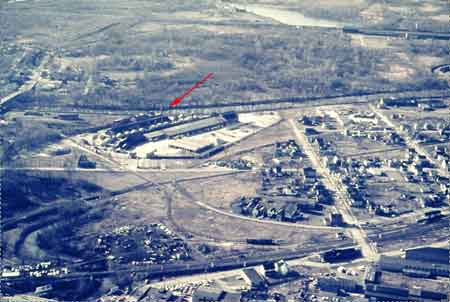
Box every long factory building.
[145,112,238,142]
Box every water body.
[234,4,347,29]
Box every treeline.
[36,205,105,258]
[96,54,174,72]
[1,118,62,162]
[1,171,103,218]
[25,22,448,110]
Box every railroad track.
[367,217,450,242]
[2,241,355,283]
[343,26,450,40]
[8,89,450,116]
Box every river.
[232,4,347,29]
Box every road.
[194,200,343,231]
[0,53,50,110]
[288,119,378,260]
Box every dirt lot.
[169,188,339,245]
[206,119,292,163]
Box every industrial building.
[145,115,230,142]
[378,255,450,278]
[78,155,96,169]
[169,137,217,154]
[118,132,147,150]
[241,268,267,290]
[192,287,224,302]
[108,113,170,135]
[108,112,240,155]
[405,247,449,265]
[324,211,344,226]
[321,247,361,263]
[317,277,362,293]
[379,98,418,108]
[365,284,447,301]
[260,260,289,278]
[363,266,381,285]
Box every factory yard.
[68,111,282,170]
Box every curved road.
[195,200,343,231]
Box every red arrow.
[170,72,214,107]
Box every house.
[375,204,398,217]
[349,192,366,208]
[316,191,333,205]
[267,205,283,219]
[419,195,444,208]
[283,203,300,221]
[303,167,317,179]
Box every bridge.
[0,82,37,113]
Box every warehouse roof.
[379,255,450,274]
[144,116,227,140]
[405,247,449,265]
[192,287,224,302]
[242,268,266,288]
[169,137,215,153]
[163,116,227,137]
